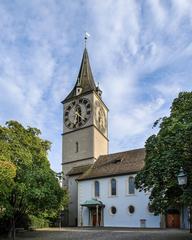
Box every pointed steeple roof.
[62,48,97,103]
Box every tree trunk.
[190,207,192,233]
[8,216,16,240]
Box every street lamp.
[55,171,64,187]
[55,171,65,228]
[177,167,192,233]
[177,167,187,186]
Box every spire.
[77,48,96,91]
[63,47,97,103]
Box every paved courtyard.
[1,227,191,240]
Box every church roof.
[67,164,92,176]
[62,48,97,103]
[78,148,145,181]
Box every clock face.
[95,101,106,134]
[64,98,91,129]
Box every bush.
[29,215,49,229]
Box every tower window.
[94,181,100,197]
[75,142,79,153]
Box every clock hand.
[73,113,78,124]
[75,111,85,120]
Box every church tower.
[62,46,109,226]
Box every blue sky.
[0,0,192,172]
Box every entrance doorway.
[91,208,101,226]
[80,199,105,227]
[166,209,180,228]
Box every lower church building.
[77,148,160,227]
[61,43,189,229]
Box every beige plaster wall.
[93,128,108,159]
[62,127,94,164]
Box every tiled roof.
[67,164,93,176]
[78,148,145,181]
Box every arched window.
[75,142,79,153]
[111,178,116,196]
[128,176,135,194]
[94,181,100,197]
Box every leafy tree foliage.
[0,121,67,238]
[135,92,192,214]
[0,161,16,217]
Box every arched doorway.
[166,209,180,228]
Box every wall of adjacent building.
[68,175,79,226]
[78,174,161,228]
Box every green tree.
[0,161,16,217]
[135,92,192,218]
[0,121,66,239]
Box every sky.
[0,0,192,172]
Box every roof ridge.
[98,147,145,158]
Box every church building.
[61,44,188,229]
[61,46,108,226]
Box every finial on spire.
[84,32,90,48]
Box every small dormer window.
[76,87,82,96]
[96,86,102,97]
[97,90,102,97]
[111,159,122,164]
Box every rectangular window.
[128,176,135,194]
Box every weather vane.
[84,32,90,47]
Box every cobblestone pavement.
[1,227,192,240]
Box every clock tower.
[62,47,109,226]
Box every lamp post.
[56,171,64,187]
[177,167,192,233]
[55,171,64,228]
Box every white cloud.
[147,0,168,28]
[0,0,192,171]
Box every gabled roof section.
[78,148,145,181]
[66,164,92,176]
[62,48,97,103]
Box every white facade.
[78,174,161,228]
